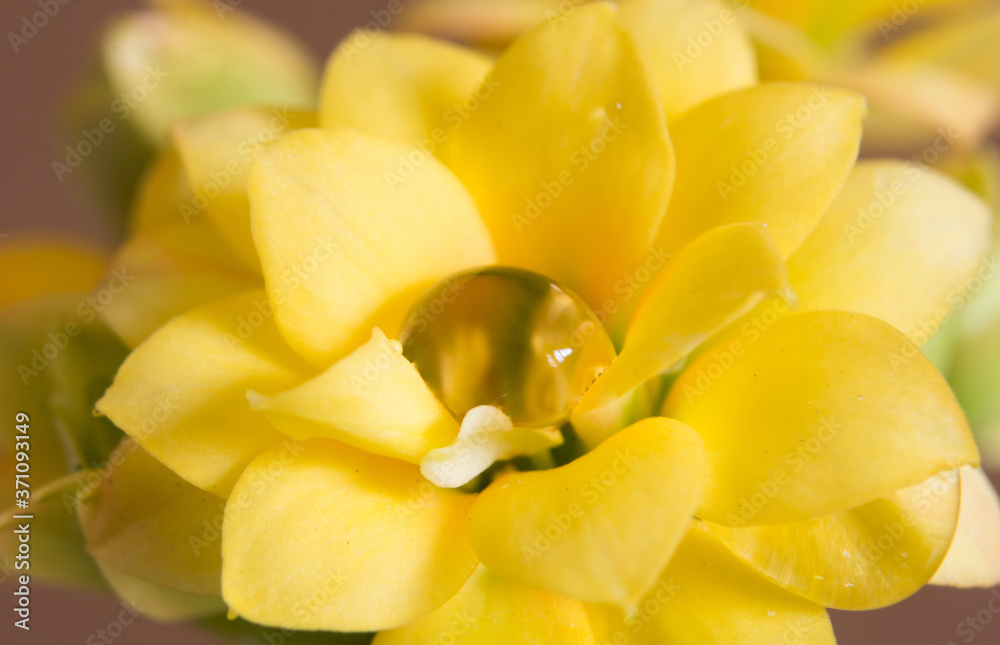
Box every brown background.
[1,0,999,643]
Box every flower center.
[400,266,616,429]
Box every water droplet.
[400,267,616,427]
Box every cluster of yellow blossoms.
[3,1,1000,643]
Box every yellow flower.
[398,0,1000,563]
[394,0,1000,156]
[90,1,1000,642]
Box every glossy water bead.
[400,267,616,427]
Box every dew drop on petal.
[400,266,616,427]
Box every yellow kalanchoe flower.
[92,1,1000,642]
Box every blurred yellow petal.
[944,144,1000,247]
[0,472,109,590]
[587,522,836,645]
[100,226,262,348]
[421,405,562,488]
[395,0,557,48]
[0,239,104,309]
[130,147,191,234]
[248,328,458,464]
[76,439,224,596]
[374,565,599,645]
[320,31,492,146]
[751,0,966,48]
[881,8,1000,94]
[97,290,313,496]
[931,466,1000,588]
[619,0,757,120]
[822,62,998,156]
[97,561,226,621]
[663,311,978,525]
[222,439,479,632]
[788,160,992,344]
[573,223,788,448]
[468,418,706,608]
[710,471,960,610]
[101,0,318,144]
[654,83,864,259]
[443,3,674,324]
[100,151,262,347]
[249,128,495,365]
[739,8,828,82]
[174,108,317,269]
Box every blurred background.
[1,0,998,643]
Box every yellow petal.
[944,144,1000,247]
[821,62,998,156]
[130,147,192,234]
[468,417,706,608]
[249,128,495,364]
[200,617,374,645]
[97,561,226,622]
[174,108,317,269]
[586,522,836,645]
[619,0,757,120]
[395,0,558,48]
[0,472,109,590]
[573,223,788,448]
[100,227,262,348]
[421,405,563,488]
[931,466,1000,588]
[0,239,104,309]
[222,439,479,632]
[751,0,965,48]
[880,8,1000,95]
[374,565,599,645]
[97,290,313,496]
[100,151,262,347]
[320,31,492,147]
[710,471,960,609]
[76,439,224,596]
[654,83,864,259]
[788,160,992,345]
[101,0,318,144]
[248,328,458,464]
[739,8,827,82]
[443,3,674,321]
[663,311,978,525]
